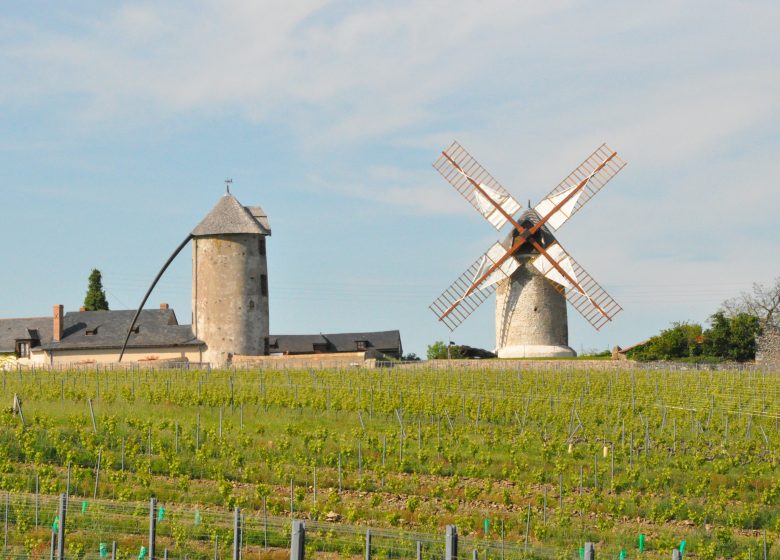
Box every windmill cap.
[191,193,271,236]
[501,209,557,254]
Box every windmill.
[429,142,626,358]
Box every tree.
[83,269,109,311]
[629,322,703,361]
[426,341,463,360]
[703,311,761,362]
[721,277,780,329]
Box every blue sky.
[1,1,778,357]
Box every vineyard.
[0,364,778,559]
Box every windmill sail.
[430,242,519,331]
[533,144,626,231]
[434,141,522,231]
[530,242,622,330]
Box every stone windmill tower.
[429,141,626,357]
[191,192,271,365]
[494,209,574,357]
[118,188,271,366]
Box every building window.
[85,327,98,336]
[17,342,30,358]
[264,337,270,355]
[356,340,367,351]
[261,274,268,297]
[258,237,266,256]
[313,343,327,353]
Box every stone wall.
[424,358,628,370]
[233,351,381,369]
[756,326,780,370]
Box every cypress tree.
[84,269,109,311]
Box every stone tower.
[191,193,271,366]
[495,210,576,358]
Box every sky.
[1,1,778,357]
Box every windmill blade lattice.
[530,241,623,330]
[429,242,519,331]
[533,144,626,231]
[433,141,522,231]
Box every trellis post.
[291,520,305,560]
[149,497,157,560]
[445,525,458,560]
[56,493,67,560]
[233,506,242,560]
[584,542,595,560]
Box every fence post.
[764,529,768,560]
[149,497,157,560]
[112,541,117,560]
[4,492,8,554]
[56,493,67,560]
[584,542,595,560]
[365,528,371,560]
[472,551,478,560]
[36,473,40,528]
[445,525,458,560]
[49,530,55,560]
[93,449,102,499]
[672,550,681,560]
[263,497,268,549]
[233,506,241,560]
[416,541,422,560]
[291,520,306,560]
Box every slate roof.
[269,330,403,356]
[35,309,202,351]
[501,208,558,257]
[0,317,52,353]
[192,194,271,236]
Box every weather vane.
[225,178,233,194]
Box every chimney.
[53,304,64,342]
[79,306,86,312]
[159,303,169,310]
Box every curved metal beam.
[118,234,193,362]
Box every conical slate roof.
[501,208,557,257]
[192,193,271,236]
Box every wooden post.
[584,542,595,560]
